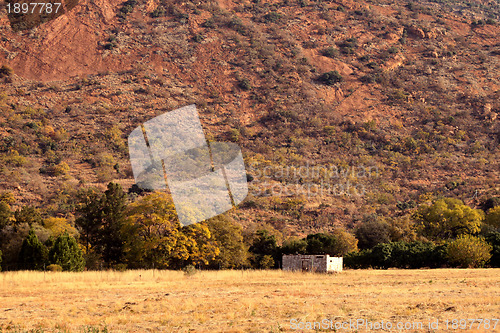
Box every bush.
[344,241,447,269]
[113,263,127,272]
[183,264,197,276]
[355,216,391,249]
[281,238,307,255]
[318,71,343,86]
[321,46,338,58]
[15,206,43,226]
[263,11,281,23]
[118,0,137,19]
[415,198,484,240]
[338,37,358,54]
[238,78,252,90]
[229,128,240,142]
[47,264,63,272]
[0,65,13,78]
[446,235,492,268]
[305,230,358,256]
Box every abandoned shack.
[282,254,343,273]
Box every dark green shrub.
[118,0,137,19]
[281,238,307,255]
[263,11,281,23]
[318,71,343,85]
[238,78,252,90]
[344,241,446,269]
[338,37,358,54]
[485,232,500,267]
[445,235,492,268]
[249,230,278,268]
[0,65,13,78]
[305,231,358,256]
[321,46,338,58]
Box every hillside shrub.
[318,71,343,86]
[321,46,338,58]
[118,0,137,20]
[415,198,484,240]
[0,65,13,78]
[47,264,63,272]
[183,264,197,276]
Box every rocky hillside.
[0,0,499,237]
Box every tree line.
[0,183,499,271]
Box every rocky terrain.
[0,0,498,237]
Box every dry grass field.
[0,269,499,333]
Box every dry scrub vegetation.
[0,269,499,332]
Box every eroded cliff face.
[0,0,135,81]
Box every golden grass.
[0,269,499,332]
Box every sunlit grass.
[0,269,499,332]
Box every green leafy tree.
[415,198,484,240]
[75,188,103,254]
[18,229,48,270]
[75,183,127,267]
[14,206,43,226]
[355,215,391,249]
[49,233,85,271]
[446,235,492,268]
[170,224,220,268]
[122,192,180,269]
[281,238,307,255]
[99,182,127,265]
[485,206,500,229]
[205,216,248,269]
